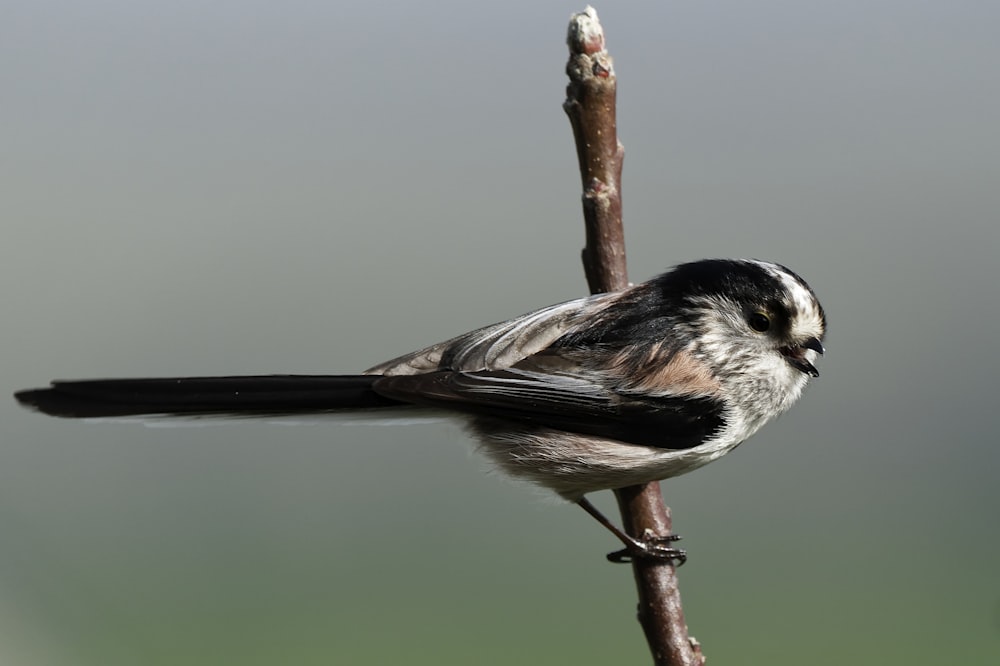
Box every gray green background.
[3,2,998,664]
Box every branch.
[563,8,704,665]
[563,6,627,294]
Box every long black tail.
[14,375,404,419]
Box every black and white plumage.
[15,259,825,503]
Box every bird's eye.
[748,312,771,333]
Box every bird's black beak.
[780,337,824,377]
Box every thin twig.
[563,7,704,665]
[563,6,627,294]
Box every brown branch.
[563,7,704,665]
[563,6,627,294]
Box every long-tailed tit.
[15,258,826,562]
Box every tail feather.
[14,375,403,419]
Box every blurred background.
[3,1,998,664]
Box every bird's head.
[666,259,826,394]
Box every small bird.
[15,259,825,563]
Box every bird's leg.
[576,496,686,565]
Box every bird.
[15,258,825,563]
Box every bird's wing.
[373,366,723,450]
[364,292,620,375]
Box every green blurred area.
[3,1,999,664]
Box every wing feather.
[364,293,618,375]
[373,367,722,450]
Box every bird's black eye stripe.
[748,312,771,333]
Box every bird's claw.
[606,533,686,565]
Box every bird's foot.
[606,531,686,566]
